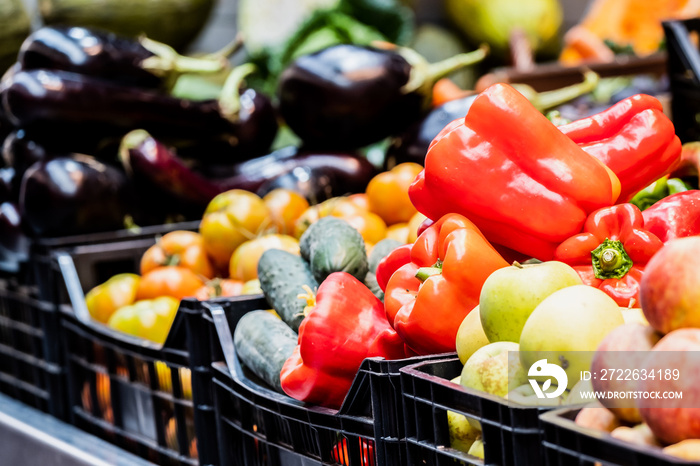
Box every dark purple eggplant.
[385,93,477,169]
[256,165,362,203]
[277,43,487,150]
[0,202,29,271]
[19,155,132,237]
[18,26,236,88]
[120,130,377,207]
[1,67,278,159]
[2,130,50,173]
[0,167,14,203]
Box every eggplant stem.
[531,70,600,112]
[118,130,152,176]
[426,44,490,84]
[139,37,233,76]
[400,44,489,96]
[219,63,257,122]
[199,33,244,61]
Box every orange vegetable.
[560,0,700,65]
[136,266,205,300]
[141,230,214,279]
[432,77,473,107]
[366,162,423,226]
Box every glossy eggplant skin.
[0,202,29,272]
[0,168,14,203]
[123,133,377,208]
[18,26,161,88]
[256,164,367,203]
[385,94,476,169]
[278,44,423,150]
[2,69,278,158]
[2,130,50,177]
[20,155,132,237]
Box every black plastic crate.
[541,407,696,466]
[0,221,200,421]
[400,356,556,466]
[204,302,449,466]
[664,17,700,144]
[54,243,266,465]
[0,278,61,415]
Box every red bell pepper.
[554,203,664,307]
[375,243,412,292]
[383,213,508,355]
[558,94,682,203]
[642,190,700,243]
[279,272,409,409]
[409,83,621,261]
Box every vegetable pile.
[5,7,700,463]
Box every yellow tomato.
[85,273,140,324]
[107,296,180,344]
[199,190,271,272]
[241,279,263,295]
[385,222,410,243]
[229,234,300,281]
[263,189,310,236]
[407,211,428,243]
[366,163,423,225]
[342,211,388,245]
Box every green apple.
[565,378,594,406]
[621,307,649,326]
[507,383,565,406]
[460,341,529,397]
[467,438,484,459]
[519,285,624,389]
[447,409,480,452]
[456,306,490,364]
[479,261,582,343]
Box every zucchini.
[0,0,30,73]
[39,0,214,51]
[365,238,402,300]
[234,310,298,393]
[258,249,318,332]
[299,216,368,283]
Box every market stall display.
[1,1,700,465]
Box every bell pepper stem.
[415,259,443,282]
[591,238,633,279]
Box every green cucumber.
[258,249,318,332]
[299,216,368,283]
[234,310,298,393]
[365,238,403,300]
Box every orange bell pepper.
[383,214,508,355]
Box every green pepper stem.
[599,248,622,272]
[591,238,633,279]
[415,259,443,282]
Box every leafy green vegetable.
[246,0,414,95]
[630,177,693,211]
